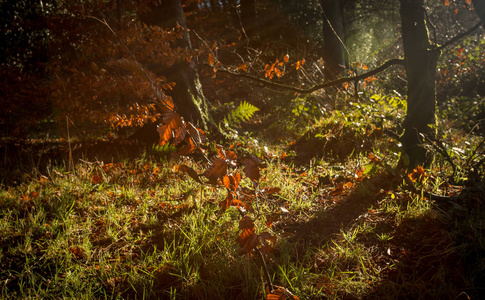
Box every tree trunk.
[399,0,440,168]
[140,0,211,131]
[320,0,346,79]
[473,0,485,26]
[240,0,257,43]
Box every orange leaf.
[355,168,365,181]
[408,166,427,183]
[330,183,344,196]
[262,187,281,194]
[236,216,258,254]
[238,63,248,72]
[222,172,241,191]
[69,246,85,259]
[157,112,186,146]
[186,122,207,146]
[368,152,381,163]
[219,192,234,210]
[266,285,299,300]
[208,53,215,66]
[217,146,237,161]
[445,0,450,5]
[91,174,102,185]
[172,137,197,157]
[204,157,228,180]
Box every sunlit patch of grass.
[1,104,484,300]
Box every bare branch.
[217,58,405,94]
[435,22,482,52]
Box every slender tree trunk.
[320,0,346,79]
[399,0,440,167]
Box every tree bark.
[473,0,485,26]
[240,0,257,43]
[399,0,440,167]
[320,0,346,80]
[140,0,211,131]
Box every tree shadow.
[276,169,485,299]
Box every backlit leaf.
[223,172,241,191]
[204,157,228,180]
[243,155,262,183]
[157,112,186,146]
[187,122,207,146]
[208,53,215,66]
[172,137,197,157]
[236,216,258,255]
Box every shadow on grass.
[277,170,485,299]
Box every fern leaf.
[223,101,259,127]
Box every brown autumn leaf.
[217,146,237,161]
[157,111,186,146]
[174,164,202,184]
[236,216,258,254]
[204,156,228,181]
[259,231,277,255]
[243,155,262,183]
[262,187,281,194]
[69,246,85,259]
[108,58,146,80]
[265,213,280,228]
[172,137,197,158]
[208,53,215,66]
[368,152,381,163]
[186,121,206,146]
[219,192,234,210]
[330,183,344,196]
[408,166,427,183]
[223,172,241,191]
[91,174,102,185]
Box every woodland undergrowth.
[1,84,484,299]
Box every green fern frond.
[223,101,259,127]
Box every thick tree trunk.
[320,0,346,79]
[140,0,211,131]
[399,0,440,167]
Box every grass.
[1,98,484,299]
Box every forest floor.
[1,80,485,299]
